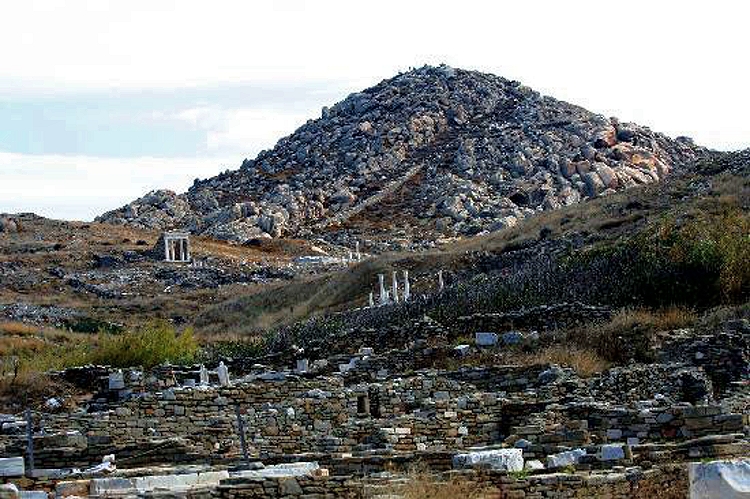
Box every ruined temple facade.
[155,231,191,263]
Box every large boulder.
[0,484,18,499]
[0,217,18,233]
[689,459,750,499]
[599,444,625,461]
[257,210,288,238]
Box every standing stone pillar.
[368,292,374,308]
[217,361,231,387]
[392,271,399,303]
[355,241,361,261]
[438,270,444,292]
[403,270,411,302]
[378,274,388,305]
[199,364,209,386]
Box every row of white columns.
[164,236,190,262]
[368,269,446,307]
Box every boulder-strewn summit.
[98,65,705,244]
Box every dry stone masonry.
[1,316,747,498]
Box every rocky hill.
[98,65,705,247]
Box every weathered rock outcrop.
[0,216,20,234]
[97,65,705,242]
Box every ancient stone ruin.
[0,307,746,498]
[155,231,191,263]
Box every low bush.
[91,321,198,368]
[570,209,750,308]
[0,371,68,411]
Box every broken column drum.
[161,232,191,263]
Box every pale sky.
[1,1,748,220]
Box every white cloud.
[0,152,236,221]
[0,1,747,150]
[203,108,310,153]
[151,105,312,154]
[0,1,748,222]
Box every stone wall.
[8,367,747,471]
[211,464,689,499]
[481,464,689,499]
[455,302,612,333]
[217,475,361,499]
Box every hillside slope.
[194,150,749,338]
[98,66,705,248]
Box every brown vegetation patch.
[515,345,610,377]
[572,307,697,364]
[375,469,498,499]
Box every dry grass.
[0,328,91,411]
[0,371,58,410]
[375,469,498,499]
[515,345,610,377]
[603,307,697,333]
[698,301,750,330]
[571,306,697,364]
[0,336,47,357]
[0,321,39,336]
[0,320,199,377]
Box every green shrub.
[643,210,748,302]
[91,321,198,368]
[567,209,750,308]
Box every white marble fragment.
[689,459,750,499]
[475,332,498,347]
[546,448,586,469]
[453,448,523,472]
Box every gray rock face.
[0,217,19,234]
[97,65,706,242]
